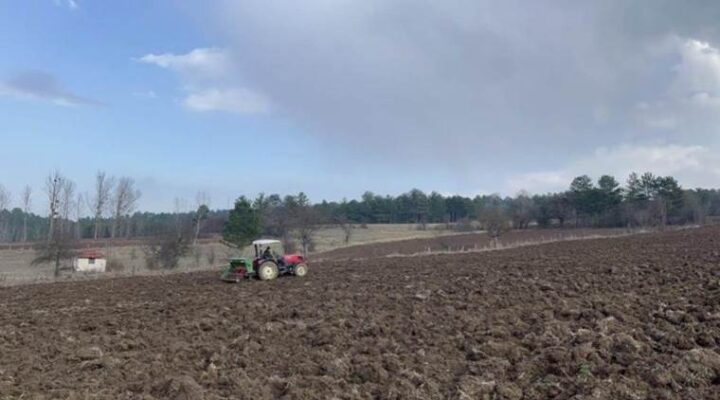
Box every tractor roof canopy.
[252,239,281,246]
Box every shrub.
[144,235,190,270]
[454,218,475,232]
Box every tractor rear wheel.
[294,263,308,277]
[258,261,279,281]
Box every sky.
[1,1,719,213]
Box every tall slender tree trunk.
[194,219,201,246]
[111,216,118,239]
[48,216,55,243]
[54,251,61,278]
[125,219,131,238]
[660,199,668,230]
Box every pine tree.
[223,196,260,248]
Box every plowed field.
[1,226,719,399]
[314,228,633,260]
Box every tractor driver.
[262,246,273,260]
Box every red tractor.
[221,239,308,282]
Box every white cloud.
[138,47,268,114]
[138,48,231,81]
[507,144,720,194]
[637,38,720,132]
[184,88,270,114]
[671,39,720,96]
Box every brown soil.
[315,227,636,260]
[1,226,719,399]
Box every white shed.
[74,250,107,273]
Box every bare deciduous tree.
[480,206,510,248]
[193,191,210,245]
[75,192,84,239]
[38,171,77,277]
[0,185,9,211]
[45,171,65,242]
[196,191,210,208]
[297,216,319,255]
[33,230,77,278]
[111,177,141,238]
[21,185,31,242]
[293,193,320,255]
[173,197,187,234]
[89,171,114,239]
[59,179,76,234]
[510,190,534,229]
[335,216,353,244]
[143,233,190,270]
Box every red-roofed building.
[74,249,106,272]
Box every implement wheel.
[258,261,279,281]
[294,263,308,277]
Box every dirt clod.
[75,346,103,361]
[155,376,204,400]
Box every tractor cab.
[253,239,284,265]
[220,239,309,282]
[252,239,306,269]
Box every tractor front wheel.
[258,261,279,281]
[294,263,308,277]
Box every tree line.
[1,171,719,246]
[220,172,720,253]
[314,172,719,228]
